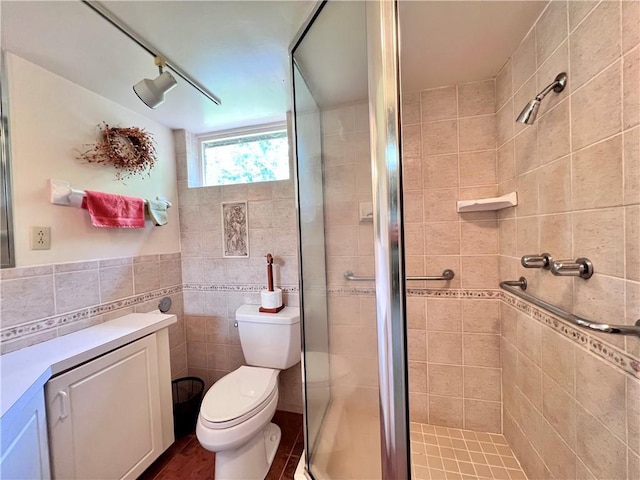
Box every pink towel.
[81,190,145,228]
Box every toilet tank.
[236,305,301,370]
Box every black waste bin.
[171,377,205,438]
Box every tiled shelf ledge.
[456,192,517,213]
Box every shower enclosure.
[291,0,409,478]
[291,1,639,479]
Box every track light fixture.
[82,1,221,108]
[133,57,178,109]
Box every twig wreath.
[78,123,157,181]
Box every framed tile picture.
[221,201,249,258]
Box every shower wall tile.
[458,115,496,152]
[464,399,501,433]
[622,0,640,54]
[624,127,640,206]
[542,420,577,480]
[429,395,463,428]
[626,206,640,282]
[422,120,458,155]
[569,0,621,90]
[459,150,496,186]
[458,80,495,117]
[422,154,459,189]
[571,134,623,210]
[427,298,462,332]
[495,60,513,111]
[538,155,572,213]
[497,140,515,183]
[404,78,501,431]
[536,99,570,164]
[575,348,627,440]
[572,208,624,277]
[402,92,422,124]
[514,124,538,175]
[568,1,598,32]
[421,86,457,122]
[571,61,622,151]
[535,0,568,67]
[496,100,515,147]
[623,47,640,130]
[424,222,460,255]
[402,124,422,156]
[512,31,537,92]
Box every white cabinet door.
[46,334,163,480]
[0,389,51,480]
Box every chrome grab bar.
[344,269,455,282]
[500,279,640,337]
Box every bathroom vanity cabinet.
[0,312,176,480]
[46,332,172,480]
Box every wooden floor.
[138,411,304,480]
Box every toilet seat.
[199,366,278,430]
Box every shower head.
[516,72,567,125]
[516,99,541,125]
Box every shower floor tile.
[410,423,527,480]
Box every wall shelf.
[456,192,517,213]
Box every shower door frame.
[289,0,410,478]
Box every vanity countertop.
[0,312,176,421]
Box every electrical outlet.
[31,226,51,250]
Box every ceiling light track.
[82,0,222,106]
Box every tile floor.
[138,411,303,480]
[410,423,527,480]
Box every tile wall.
[496,1,640,478]
[0,254,187,379]
[402,80,503,433]
[174,130,303,413]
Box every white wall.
[6,53,180,266]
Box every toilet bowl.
[196,366,281,479]
[195,305,301,480]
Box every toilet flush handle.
[234,321,238,328]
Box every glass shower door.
[291,1,409,478]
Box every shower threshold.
[410,423,528,480]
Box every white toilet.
[195,304,301,480]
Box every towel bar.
[49,179,172,209]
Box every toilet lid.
[200,366,278,428]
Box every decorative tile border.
[0,285,182,343]
[4,279,638,381]
[183,283,299,294]
[407,288,501,299]
[501,290,640,380]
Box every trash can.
[171,377,205,438]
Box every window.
[198,123,290,187]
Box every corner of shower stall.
[291,1,640,480]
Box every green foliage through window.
[202,130,289,186]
